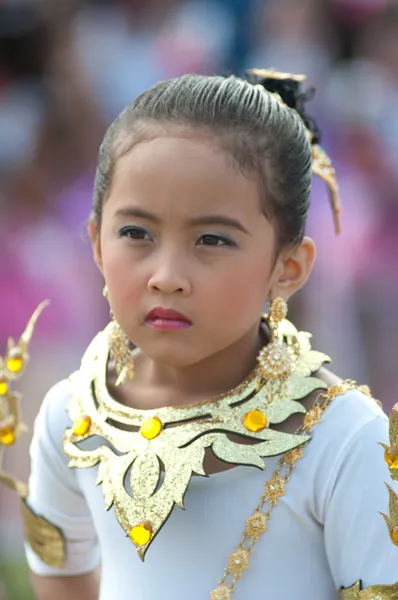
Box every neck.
[132,322,267,407]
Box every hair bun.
[246,69,321,145]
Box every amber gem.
[0,379,8,396]
[7,354,23,373]
[391,527,398,546]
[129,522,152,546]
[140,417,162,440]
[0,426,15,445]
[384,448,398,469]
[243,409,268,433]
[73,415,92,436]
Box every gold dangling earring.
[103,285,135,386]
[257,297,292,396]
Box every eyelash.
[118,227,236,247]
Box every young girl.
[2,69,398,600]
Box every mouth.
[144,307,192,331]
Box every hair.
[91,71,319,249]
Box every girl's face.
[91,130,307,368]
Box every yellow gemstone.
[391,527,398,546]
[0,379,8,395]
[72,415,91,437]
[140,417,162,440]
[384,448,398,469]
[243,409,268,433]
[7,354,23,373]
[0,426,15,445]
[129,522,152,546]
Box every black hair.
[91,71,320,248]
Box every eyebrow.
[114,206,250,235]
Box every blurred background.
[0,0,397,597]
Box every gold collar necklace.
[64,318,330,560]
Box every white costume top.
[26,379,397,599]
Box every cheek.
[202,256,271,321]
[100,239,144,309]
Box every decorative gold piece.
[103,286,135,387]
[0,426,15,446]
[269,297,288,323]
[129,522,153,546]
[228,550,249,575]
[0,302,65,568]
[245,512,267,537]
[382,404,398,481]
[247,68,307,82]
[140,417,163,440]
[211,585,231,600]
[72,415,92,437]
[243,410,268,433]
[20,497,66,569]
[64,318,330,560]
[312,144,342,235]
[340,580,398,599]
[257,298,292,381]
[384,448,398,469]
[0,378,8,396]
[6,351,24,373]
[257,341,291,379]
[381,483,398,547]
[391,527,398,546]
[211,380,368,598]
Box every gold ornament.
[0,302,66,568]
[103,285,134,387]
[63,318,330,560]
[257,297,292,380]
[380,483,398,547]
[339,580,398,599]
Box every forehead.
[106,132,262,219]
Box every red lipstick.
[145,307,192,331]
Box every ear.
[88,220,104,274]
[269,237,316,300]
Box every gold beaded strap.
[340,580,398,599]
[211,381,370,599]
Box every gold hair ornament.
[247,68,342,234]
[0,301,66,568]
[64,316,330,561]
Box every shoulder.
[307,373,388,462]
[31,378,74,462]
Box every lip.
[145,307,192,331]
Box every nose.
[147,254,191,296]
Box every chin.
[140,340,204,369]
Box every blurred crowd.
[1,0,398,596]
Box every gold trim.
[20,497,66,569]
[64,319,330,560]
[340,580,398,599]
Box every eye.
[118,226,152,241]
[197,234,235,247]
